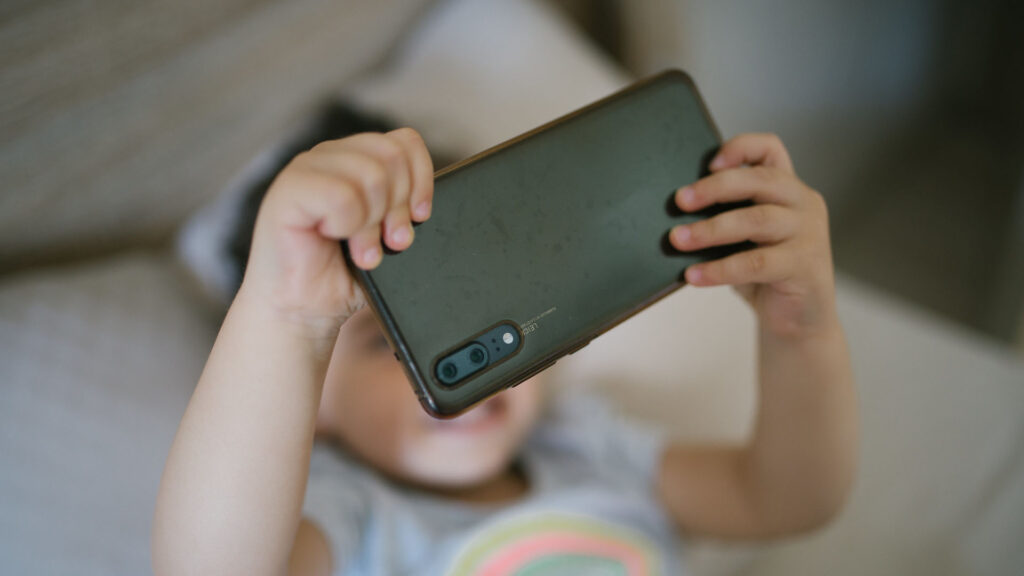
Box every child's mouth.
[429,395,508,433]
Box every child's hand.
[240,128,434,334]
[658,135,854,538]
[668,133,836,338]
[156,130,433,575]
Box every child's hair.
[223,102,399,296]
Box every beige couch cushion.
[343,0,631,158]
[0,252,217,575]
[0,0,433,270]
[746,279,1024,576]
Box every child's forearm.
[742,313,857,532]
[152,289,338,576]
[659,134,856,537]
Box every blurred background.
[574,0,1024,349]
[2,1,1022,575]
[3,0,1022,346]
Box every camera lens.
[441,362,457,379]
[469,348,485,364]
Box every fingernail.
[687,266,703,283]
[415,201,431,219]
[710,154,727,169]
[363,247,381,267]
[673,225,691,243]
[680,186,696,206]
[391,224,411,245]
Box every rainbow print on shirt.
[445,512,662,576]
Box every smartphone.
[343,69,747,417]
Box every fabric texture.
[0,252,216,575]
[0,0,433,269]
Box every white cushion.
[746,277,1024,576]
[0,253,216,575]
[343,0,632,158]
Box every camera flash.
[502,332,514,344]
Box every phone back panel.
[349,70,735,416]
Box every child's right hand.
[156,130,432,576]
[239,128,434,335]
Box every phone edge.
[346,67,723,417]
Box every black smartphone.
[343,69,747,417]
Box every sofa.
[2,1,1022,575]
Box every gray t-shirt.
[302,390,684,575]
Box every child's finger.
[270,168,367,239]
[346,223,385,269]
[340,132,417,256]
[670,204,798,251]
[684,245,793,287]
[387,127,434,222]
[708,133,795,174]
[308,133,421,263]
[345,133,413,210]
[298,149,391,227]
[382,204,414,252]
[317,133,412,220]
[376,128,430,252]
[274,157,382,269]
[675,165,804,211]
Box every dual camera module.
[434,322,522,386]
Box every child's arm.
[152,129,434,576]
[656,133,857,538]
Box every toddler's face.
[316,309,544,488]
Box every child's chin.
[399,452,511,490]
[400,433,521,488]
[397,392,538,489]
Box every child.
[153,125,857,575]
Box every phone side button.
[568,339,592,355]
[510,359,557,387]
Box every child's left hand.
[660,134,855,538]
[668,133,837,339]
